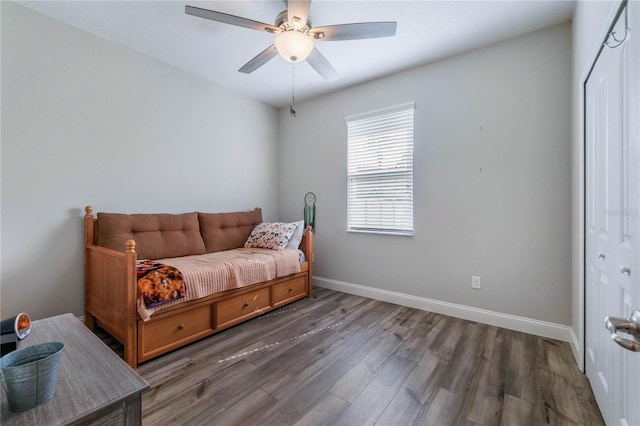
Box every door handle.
[597,252,606,260]
[604,310,640,352]
[620,265,631,275]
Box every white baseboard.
[314,276,573,343]
[569,327,584,370]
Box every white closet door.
[585,2,640,425]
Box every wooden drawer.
[216,288,270,329]
[139,304,213,358]
[272,276,307,307]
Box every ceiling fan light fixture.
[274,30,314,62]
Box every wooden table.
[1,313,149,425]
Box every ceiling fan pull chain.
[290,62,297,117]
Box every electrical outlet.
[472,276,482,289]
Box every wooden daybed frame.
[83,206,313,368]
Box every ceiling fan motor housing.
[274,10,312,32]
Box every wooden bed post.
[124,240,138,368]
[84,206,96,331]
[305,226,313,298]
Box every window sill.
[347,229,413,237]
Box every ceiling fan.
[185,0,397,82]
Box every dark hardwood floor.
[97,288,604,425]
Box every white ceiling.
[18,0,575,108]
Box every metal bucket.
[0,342,64,412]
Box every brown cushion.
[97,212,205,259]
[198,209,262,253]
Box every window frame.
[345,102,415,236]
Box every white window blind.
[346,102,414,235]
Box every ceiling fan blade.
[186,5,280,33]
[286,0,311,26]
[239,45,279,74]
[310,22,397,41]
[306,48,338,82]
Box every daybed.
[83,206,313,368]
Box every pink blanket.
[137,248,301,320]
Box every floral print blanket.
[136,261,187,309]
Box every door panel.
[585,2,639,425]
[586,35,619,424]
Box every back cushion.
[198,209,263,253]
[97,212,206,259]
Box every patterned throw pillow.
[244,222,297,251]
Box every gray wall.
[1,3,280,320]
[571,0,622,367]
[279,23,572,325]
[1,2,575,330]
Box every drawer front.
[216,288,270,329]
[273,276,308,307]
[140,304,213,357]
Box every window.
[346,102,414,235]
